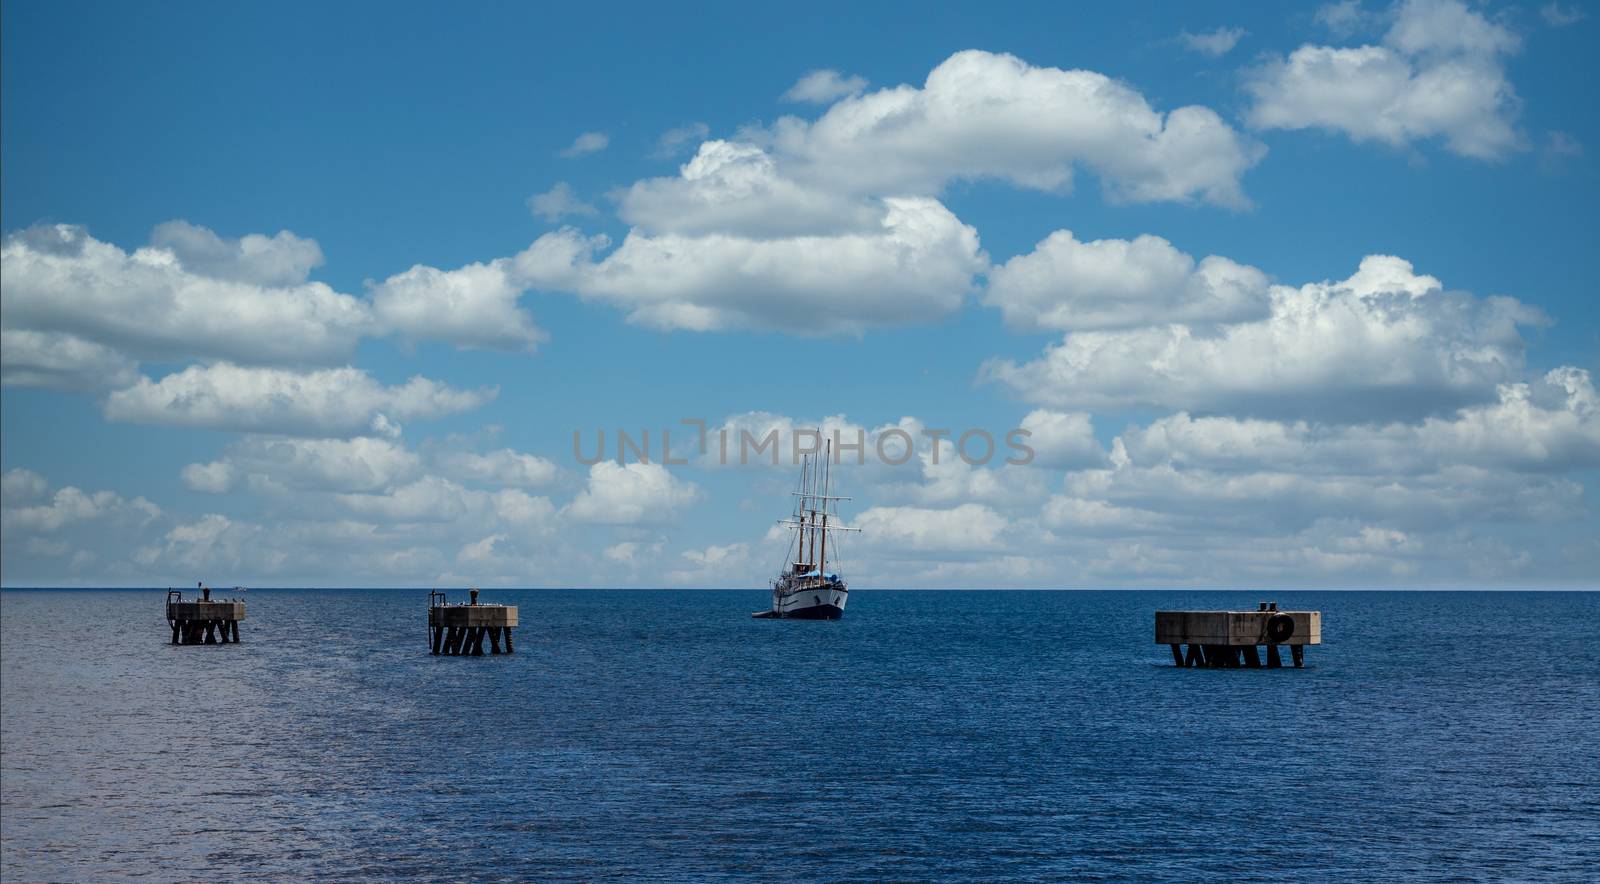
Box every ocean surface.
[2,589,1597,881]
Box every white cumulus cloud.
[1540,3,1586,27]
[1315,1,1378,37]
[180,460,238,493]
[1,223,372,369]
[983,255,1543,421]
[431,49,1267,338]
[1179,27,1247,57]
[1,473,159,535]
[1118,367,1600,475]
[618,140,883,238]
[436,448,559,488]
[1246,0,1523,160]
[186,436,422,494]
[854,503,1009,552]
[524,195,985,333]
[0,329,140,391]
[2,468,51,505]
[567,462,700,525]
[370,255,548,352]
[527,182,599,223]
[655,121,711,157]
[762,49,1264,207]
[986,229,1271,331]
[560,131,610,157]
[104,363,495,437]
[782,69,868,103]
[148,220,324,287]
[1018,410,1107,468]
[2,221,560,372]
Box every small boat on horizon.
[753,438,858,620]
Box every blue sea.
[2,589,1597,880]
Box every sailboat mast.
[818,439,831,573]
[806,445,819,567]
[796,453,810,567]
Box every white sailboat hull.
[772,584,848,619]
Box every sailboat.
[753,438,859,619]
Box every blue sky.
[3,0,1596,587]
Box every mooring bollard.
[1155,603,1321,669]
[427,588,518,657]
[165,584,246,646]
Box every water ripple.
[3,589,1598,880]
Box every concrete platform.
[1156,603,1322,668]
[167,600,247,622]
[428,589,517,656]
[428,604,518,628]
[165,587,245,645]
[1155,609,1320,646]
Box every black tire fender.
[1266,613,1295,643]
